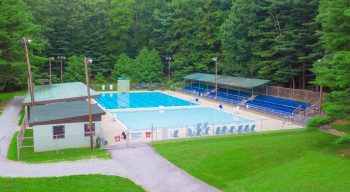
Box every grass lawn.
[153,129,350,192]
[0,175,145,192]
[17,107,25,126]
[0,91,26,115]
[8,129,111,163]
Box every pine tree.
[313,0,350,120]
[0,0,44,91]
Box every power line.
[0,41,21,54]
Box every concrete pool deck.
[167,91,303,130]
[100,90,303,140]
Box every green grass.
[8,129,111,163]
[17,107,25,126]
[153,129,350,192]
[0,175,145,192]
[0,91,26,115]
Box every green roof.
[183,73,270,89]
[29,100,105,125]
[23,82,98,106]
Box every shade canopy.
[183,73,270,89]
[23,82,98,106]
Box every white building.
[26,93,105,152]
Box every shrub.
[306,116,330,130]
[334,134,350,144]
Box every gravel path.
[0,97,222,192]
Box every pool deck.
[98,90,303,148]
[168,90,303,130]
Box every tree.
[0,0,45,91]
[95,72,106,84]
[112,53,134,81]
[63,55,85,82]
[313,0,350,120]
[221,0,320,88]
[134,47,163,83]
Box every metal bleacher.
[181,84,310,120]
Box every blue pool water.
[114,107,254,130]
[96,92,195,109]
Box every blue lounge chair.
[187,128,194,136]
[228,126,235,133]
[203,127,209,135]
[221,126,227,134]
[250,124,256,132]
[237,125,243,133]
[195,123,202,136]
[215,127,221,135]
[243,124,250,132]
[171,130,179,138]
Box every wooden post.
[49,60,52,84]
[318,85,323,115]
[215,59,218,99]
[84,58,94,149]
[23,37,35,105]
[60,60,63,83]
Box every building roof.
[23,82,99,106]
[183,73,270,89]
[29,100,105,126]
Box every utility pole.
[318,85,323,115]
[49,57,54,84]
[57,56,65,83]
[166,56,172,79]
[84,57,94,150]
[23,37,35,105]
[212,57,218,100]
[317,59,323,115]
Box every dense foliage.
[313,0,350,121]
[221,0,321,88]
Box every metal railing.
[100,119,299,149]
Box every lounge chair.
[187,128,194,136]
[237,125,243,133]
[250,124,256,132]
[215,127,221,135]
[228,126,235,133]
[171,130,179,138]
[195,123,202,136]
[221,126,227,134]
[243,124,250,132]
[203,127,209,135]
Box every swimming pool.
[113,107,254,131]
[96,92,195,109]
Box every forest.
[0,0,349,120]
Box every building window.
[84,123,95,137]
[53,125,65,139]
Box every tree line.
[0,0,349,120]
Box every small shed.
[29,100,105,152]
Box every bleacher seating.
[181,84,309,117]
[254,95,307,109]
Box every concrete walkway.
[110,146,221,192]
[0,96,24,159]
[0,97,221,192]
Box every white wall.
[33,121,101,152]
